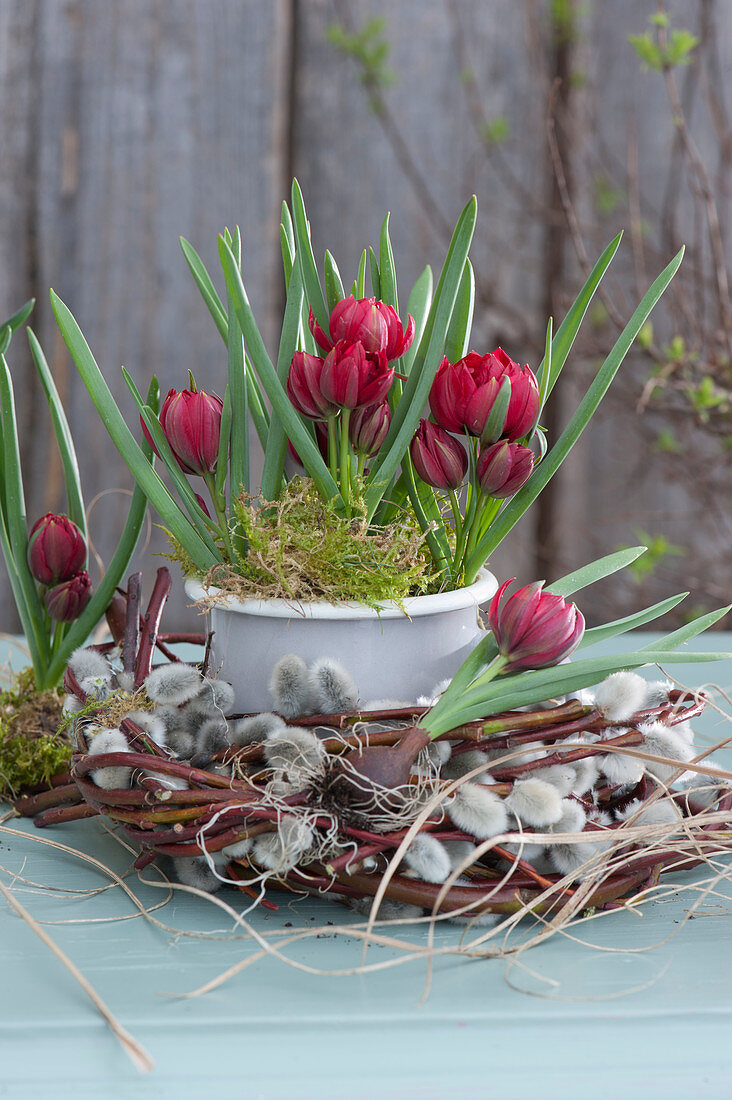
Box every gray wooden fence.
[1,0,729,631]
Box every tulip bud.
[410,419,468,491]
[150,388,223,477]
[45,571,92,622]
[27,513,87,585]
[476,441,534,498]
[286,352,338,420]
[349,401,391,456]
[488,579,584,672]
[320,341,394,410]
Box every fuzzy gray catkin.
[594,671,649,723]
[68,647,113,685]
[269,655,316,717]
[191,716,231,765]
[505,778,563,827]
[197,678,236,716]
[448,783,508,839]
[88,728,133,790]
[308,658,359,714]
[145,664,202,706]
[403,834,452,884]
[263,727,325,770]
[230,712,286,746]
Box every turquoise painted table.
[1,634,731,1099]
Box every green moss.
[191,477,439,607]
[0,732,71,800]
[0,668,70,799]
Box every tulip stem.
[203,473,235,563]
[327,416,339,482]
[448,490,463,548]
[401,453,452,582]
[461,495,501,585]
[462,497,503,585]
[451,441,480,580]
[339,410,352,512]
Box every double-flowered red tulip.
[27,514,87,586]
[143,388,223,477]
[429,349,539,442]
[488,579,584,672]
[410,419,468,491]
[476,441,534,498]
[320,341,394,410]
[309,296,414,362]
[45,570,92,622]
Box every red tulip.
[142,388,223,477]
[310,297,387,355]
[476,441,534,498]
[44,570,92,622]
[429,349,540,442]
[27,513,87,585]
[158,388,223,477]
[410,419,468,491]
[286,352,339,420]
[488,579,585,672]
[320,341,394,410]
[309,297,415,362]
[349,401,391,456]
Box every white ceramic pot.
[185,570,498,714]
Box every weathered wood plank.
[0,0,728,640]
[293,0,543,590]
[0,0,290,631]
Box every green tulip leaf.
[261,261,306,502]
[369,246,381,300]
[218,236,343,510]
[364,195,478,520]
[379,213,398,311]
[463,247,684,579]
[427,644,732,736]
[400,264,433,378]
[354,250,367,298]
[539,232,623,404]
[291,179,330,337]
[51,291,220,572]
[180,236,270,449]
[0,354,50,673]
[578,592,688,650]
[42,376,160,688]
[27,328,86,538]
[324,250,345,313]
[444,258,475,363]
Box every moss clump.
[196,478,438,607]
[0,669,71,799]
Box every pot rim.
[184,568,498,621]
